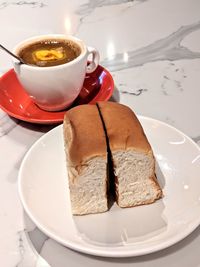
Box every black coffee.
[18,39,81,67]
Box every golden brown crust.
[150,174,163,198]
[63,104,107,166]
[97,102,152,153]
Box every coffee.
[18,39,81,67]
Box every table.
[0,0,200,266]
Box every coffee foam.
[18,38,82,57]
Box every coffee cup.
[12,34,99,111]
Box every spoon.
[0,44,25,64]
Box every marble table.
[0,0,200,266]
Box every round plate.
[0,66,114,124]
[18,116,200,257]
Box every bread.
[63,102,162,215]
[97,102,162,207]
[63,104,108,215]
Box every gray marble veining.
[14,229,39,267]
[160,64,186,95]
[0,1,47,9]
[76,0,147,16]
[75,0,147,34]
[15,230,25,267]
[101,21,200,71]
[119,87,148,96]
[0,113,18,137]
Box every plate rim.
[18,115,200,257]
[0,66,114,124]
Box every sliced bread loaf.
[97,102,162,208]
[63,104,108,215]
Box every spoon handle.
[0,44,25,64]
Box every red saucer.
[0,66,114,124]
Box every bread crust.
[63,104,107,166]
[97,102,151,153]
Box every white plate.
[18,116,200,257]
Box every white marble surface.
[0,0,200,266]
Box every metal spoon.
[0,44,25,64]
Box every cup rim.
[12,34,88,70]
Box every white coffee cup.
[13,34,99,111]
